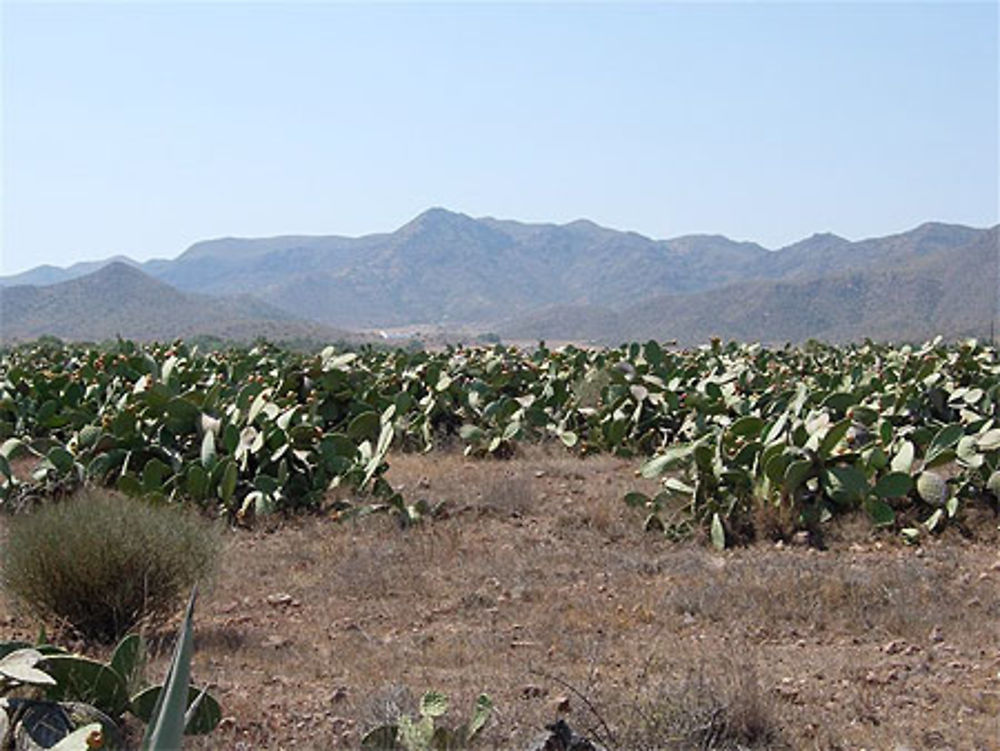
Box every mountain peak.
[91,260,154,281]
[400,207,471,231]
[778,232,851,254]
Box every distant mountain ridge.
[501,227,1000,345]
[1,209,996,345]
[0,262,356,343]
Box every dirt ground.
[3,446,1000,750]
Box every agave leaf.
[140,588,198,751]
[131,683,221,735]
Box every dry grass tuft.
[1,489,220,643]
[621,651,787,751]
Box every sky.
[1,2,997,275]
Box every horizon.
[2,2,998,275]
[3,209,998,278]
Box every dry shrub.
[659,547,996,641]
[0,490,220,643]
[481,473,536,518]
[622,651,786,751]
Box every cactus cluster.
[0,609,219,750]
[2,337,999,541]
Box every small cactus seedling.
[361,691,493,750]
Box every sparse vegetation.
[2,337,999,545]
[622,655,784,751]
[0,491,219,643]
[1,337,999,748]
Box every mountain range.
[1,209,997,345]
[0,262,355,345]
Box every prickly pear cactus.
[0,698,121,751]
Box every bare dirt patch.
[2,447,999,749]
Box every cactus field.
[2,337,1000,748]
[3,337,1000,544]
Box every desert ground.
[3,447,999,750]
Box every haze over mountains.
[1,209,997,345]
[0,262,356,344]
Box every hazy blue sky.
[2,2,997,274]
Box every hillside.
[501,228,1000,345]
[148,212,999,333]
[1,210,996,344]
[0,262,356,343]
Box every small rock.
[554,695,571,713]
[329,686,348,704]
[527,719,606,751]
[929,625,945,643]
[884,640,905,655]
[266,592,295,607]
[262,635,290,649]
[522,684,547,699]
[791,531,810,547]
[330,716,349,733]
[217,716,237,731]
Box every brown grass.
[2,447,999,749]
